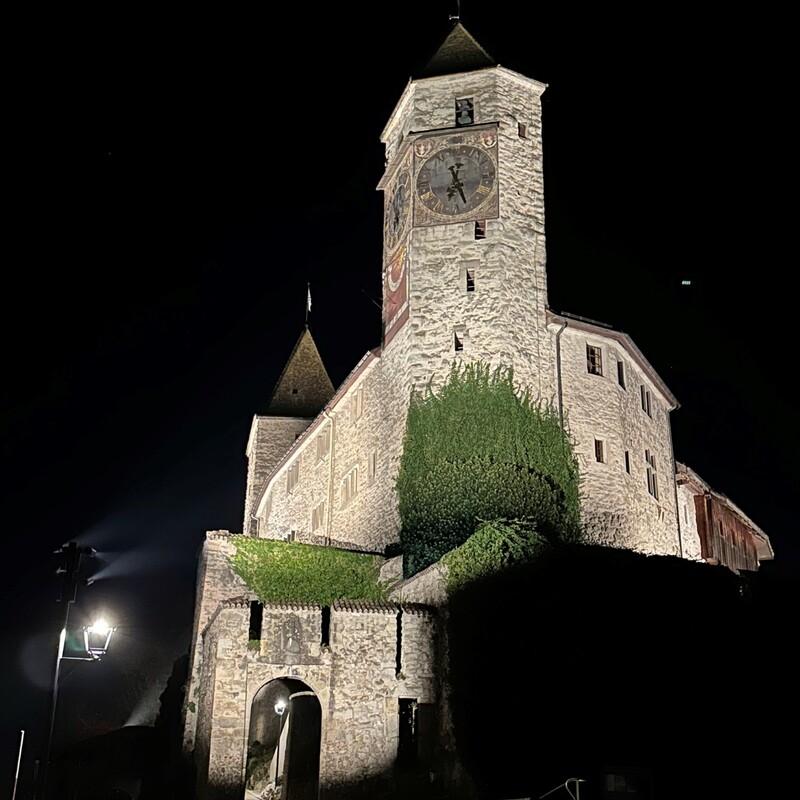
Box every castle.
[181,21,773,800]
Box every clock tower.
[378,21,553,402]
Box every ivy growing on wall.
[229,537,386,605]
[443,518,552,595]
[397,362,582,577]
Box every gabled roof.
[265,327,334,417]
[415,21,496,78]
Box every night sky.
[2,1,796,793]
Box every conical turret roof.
[266,327,334,417]
[415,21,496,78]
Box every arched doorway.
[246,678,321,800]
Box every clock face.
[384,170,410,255]
[415,140,497,219]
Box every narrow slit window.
[466,269,476,292]
[624,450,631,474]
[641,385,652,417]
[474,220,486,240]
[645,449,659,500]
[454,332,463,352]
[617,360,626,389]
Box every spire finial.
[449,0,460,21]
[305,283,312,327]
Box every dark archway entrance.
[246,678,321,800]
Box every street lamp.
[274,699,287,788]
[36,542,116,800]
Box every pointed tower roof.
[266,327,335,417]
[415,21,496,79]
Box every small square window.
[594,439,605,463]
[455,97,474,127]
[587,345,603,376]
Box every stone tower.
[243,328,334,536]
[378,22,553,402]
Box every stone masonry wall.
[197,602,250,800]
[194,597,439,798]
[244,416,311,536]
[257,355,406,553]
[184,532,253,755]
[551,323,681,556]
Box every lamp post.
[36,542,116,800]
[274,699,287,789]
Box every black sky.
[2,1,796,791]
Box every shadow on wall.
[445,543,798,800]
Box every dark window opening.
[291,388,299,395]
[454,332,463,352]
[398,698,418,765]
[518,122,527,138]
[595,439,605,463]
[646,449,659,500]
[466,269,476,292]
[587,344,603,376]
[248,601,263,641]
[455,98,474,127]
[395,610,403,677]
[321,605,330,646]
[624,450,631,474]
[641,385,652,416]
[474,220,486,240]
[617,360,626,389]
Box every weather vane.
[449,0,461,21]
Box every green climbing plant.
[396,361,582,577]
[229,537,386,605]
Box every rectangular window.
[624,450,631,474]
[287,462,300,493]
[587,344,603,376]
[311,501,325,532]
[617,360,626,389]
[455,97,474,127]
[368,450,378,483]
[341,467,359,507]
[518,122,527,138]
[474,220,486,240]
[316,426,331,460]
[641,385,652,416]
[645,449,659,500]
[466,269,476,292]
[454,331,463,352]
[351,386,363,422]
[594,439,605,463]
